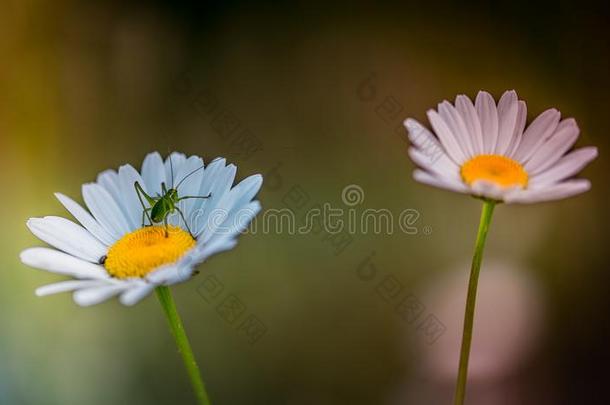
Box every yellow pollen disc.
[461,154,528,188]
[105,226,196,279]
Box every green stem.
[454,200,496,405]
[156,286,211,405]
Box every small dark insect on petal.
[99,255,107,265]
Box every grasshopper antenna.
[176,164,205,190]
[169,153,175,189]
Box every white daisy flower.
[404,90,598,203]
[20,151,263,306]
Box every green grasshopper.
[134,158,211,238]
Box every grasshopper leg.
[134,181,155,227]
[175,206,194,238]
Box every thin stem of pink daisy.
[156,286,211,405]
[454,200,496,405]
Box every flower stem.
[156,286,211,405]
[454,200,496,405]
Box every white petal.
[427,109,466,163]
[175,156,206,221]
[119,284,155,306]
[529,147,598,186]
[118,164,147,231]
[97,170,123,206]
[192,162,237,236]
[455,95,484,154]
[82,183,131,239]
[506,100,527,157]
[190,203,260,262]
[199,175,261,241]
[189,238,238,266]
[189,159,228,235]
[147,263,193,285]
[475,91,499,153]
[222,174,263,212]
[36,280,109,296]
[54,193,116,246]
[470,180,521,201]
[141,151,167,196]
[524,118,579,174]
[495,90,519,155]
[413,169,468,194]
[438,101,475,157]
[73,285,127,306]
[505,180,591,204]
[201,238,238,260]
[513,108,560,163]
[20,247,109,279]
[404,118,447,163]
[215,200,261,240]
[27,217,107,262]
[408,147,460,182]
[165,152,187,188]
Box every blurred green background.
[1,1,608,404]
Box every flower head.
[20,152,262,306]
[405,90,597,203]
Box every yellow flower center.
[105,226,196,279]
[461,155,528,188]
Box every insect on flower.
[21,151,263,306]
[20,151,264,404]
[134,156,211,237]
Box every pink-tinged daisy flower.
[403,90,597,405]
[404,90,597,203]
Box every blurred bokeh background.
[1,1,608,404]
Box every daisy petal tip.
[119,289,151,306]
[34,286,52,297]
[119,298,138,307]
[455,94,470,104]
[118,163,137,174]
[73,288,117,307]
[18,247,38,264]
[145,150,162,159]
[73,296,96,307]
[404,118,421,135]
[476,90,493,99]
[251,200,263,213]
[412,169,427,182]
[251,173,264,187]
[19,249,30,263]
[544,107,560,117]
[72,291,90,307]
